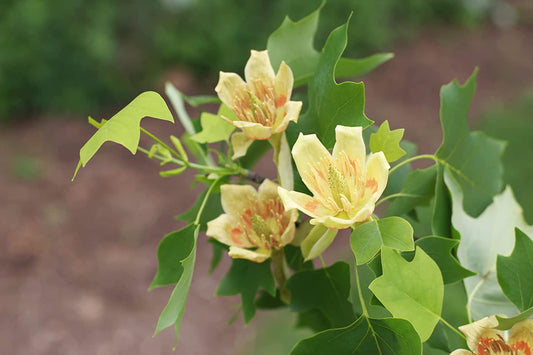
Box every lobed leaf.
[190,104,236,144]
[370,120,406,163]
[494,307,533,330]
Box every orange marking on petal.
[366,178,378,194]
[304,200,319,213]
[276,95,287,107]
[512,341,532,355]
[230,228,244,246]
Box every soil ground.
[1,26,532,354]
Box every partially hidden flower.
[451,316,533,354]
[278,125,390,229]
[215,50,302,142]
[206,179,298,263]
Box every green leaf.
[267,3,392,87]
[370,121,406,163]
[290,316,421,355]
[74,91,174,179]
[387,166,437,217]
[154,225,199,345]
[216,259,275,324]
[431,164,452,237]
[286,262,356,329]
[497,228,533,311]
[494,307,533,330]
[175,181,224,231]
[415,236,475,284]
[208,239,227,274]
[436,69,506,216]
[291,17,373,149]
[445,172,533,320]
[180,94,220,107]
[351,217,414,265]
[369,246,444,341]
[150,224,197,289]
[190,104,236,144]
[285,245,314,272]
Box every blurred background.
[1,0,532,354]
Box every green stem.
[271,249,291,304]
[194,177,221,225]
[440,317,466,340]
[375,192,420,207]
[354,264,369,317]
[140,127,182,160]
[389,154,437,175]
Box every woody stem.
[271,248,291,304]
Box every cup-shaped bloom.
[215,50,302,141]
[206,179,298,263]
[278,125,390,229]
[450,316,533,354]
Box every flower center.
[232,80,279,127]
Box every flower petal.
[300,224,338,260]
[228,246,271,263]
[509,319,533,353]
[244,50,275,85]
[449,350,473,355]
[220,184,257,216]
[257,179,280,201]
[279,220,296,246]
[332,125,366,168]
[364,151,390,204]
[278,187,334,218]
[273,101,302,134]
[231,132,253,159]
[232,121,272,140]
[458,316,501,352]
[312,214,359,229]
[206,214,253,248]
[291,133,332,197]
[215,72,246,108]
[274,61,294,103]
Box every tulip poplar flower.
[206,179,298,263]
[278,125,390,230]
[450,316,533,354]
[215,50,302,144]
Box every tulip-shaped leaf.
[292,17,372,149]
[150,224,197,289]
[74,91,174,179]
[267,3,392,87]
[436,69,506,217]
[350,217,414,265]
[154,225,199,345]
[370,121,406,163]
[446,172,533,320]
[286,262,356,329]
[190,104,236,143]
[216,259,276,324]
[497,228,533,311]
[415,236,475,284]
[290,316,421,355]
[369,246,444,342]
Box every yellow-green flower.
[215,50,302,142]
[206,179,298,263]
[278,125,390,229]
[451,316,533,354]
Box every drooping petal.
[291,133,333,198]
[215,72,246,108]
[348,202,374,223]
[279,220,296,246]
[228,246,271,263]
[458,316,501,352]
[244,50,275,86]
[509,319,533,353]
[301,224,338,261]
[231,132,253,159]
[314,214,359,230]
[232,121,273,140]
[274,61,293,104]
[220,184,257,216]
[332,125,366,169]
[363,151,390,203]
[278,187,334,218]
[206,214,254,248]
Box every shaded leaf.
[436,69,506,216]
[497,228,533,311]
[154,226,199,345]
[285,245,314,272]
[351,217,414,265]
[208,239,227,274]
[369,246,444,341]
[74,91,174,179]
[370,120,406,162]
[387,166,437,217]
[216,259,276,324]
[150,224,197,289]
[286,262,356,329]
[432,164,452,237]
[446,172,533,320]
[416,236,475,284]
[290,316,421,355]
